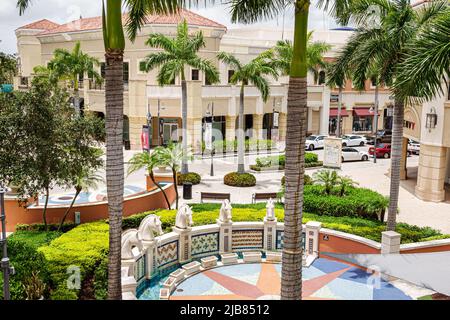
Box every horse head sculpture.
[121,229,142,260]
[266,198,276,221]
[219,199,232,223]
[138,214,164,242]
[175,204,194,229]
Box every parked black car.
[366,129,392,145]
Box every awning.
[329,108,349,117]
[353,107,379,117]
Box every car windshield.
[306,136,317,141]
[378,143,387,148]
[342,135,350,139]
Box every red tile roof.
[36,8,226,36]
[17,19,60,31]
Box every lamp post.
[372,85,379,164]
[0,185,13,300]
[146,99,152,153]
[157,99,165,146]
[206,102,215,177]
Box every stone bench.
[169,268,186,283]
[201,256,218,269]
[221,252,238,265]
[162,276,177,293]
[266,251,282,262]
[182,261,201,276]
[243,251,262,263]
[159,288,170,300]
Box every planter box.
[159,288,170,300]
[182,261,201,276]
[162,276,177,293]
[221,253,238,265]
[243,251,262,263]
[169,269,186,283]
[265,252,282,262]
[201,256,218,269]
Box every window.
[139,60,147,73]
[123,62,129,84]
[100,62,106,78]
[191,69,199,81]
[370,76,377,88]
[228,70,235,84]
[318,71,326,85]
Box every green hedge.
[303,185,388,220]
[252,153,322,171]
[16,223,77,233]
[177,172,201,186]
[203,139,275,153]
[123,204,449,244]
[224,172,257,187]
[38,222,109,300]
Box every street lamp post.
[0,186,13,300]
[373,85,379,164]
[157,99,165,146]
[207,102,215,177]
[146,100,152,154]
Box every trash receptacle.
[183,182,192,200]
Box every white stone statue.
[138,214,163,242]
[121,229,143,260]
[175,204,194,229]
[266,198,276,221]
[219,199,232,223]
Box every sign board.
[141,125,150,151]
[204,122,213,150]
[323,137,342,169]
[330,93,339,103]
[273,111,279,128]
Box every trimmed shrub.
[303,185,388,220]
[252,153,322,171]
[16,223,77,233]
[224,172,256,187]
[305,152,319,164]
[203,139,275,153]
[0,235,51,300]
[177,172,201,186]
[38,222,109,299]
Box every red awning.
[329,108,349,117]
[353,108,379,117]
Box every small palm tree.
[217,51,278,173]
[313,169,339,195]
[273,31,331,83]
[127,151,172,209]
[58,167,104,231]
[154,143,192,209]
[47,41,102,115]
[337,175,358,197]
[143,20,220,174]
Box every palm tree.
[313,169,338,195]
[329,0,448,231]
[17,0,195,300]
[272,31,331,84]
[337,175,358,197]
[394,8,450,102]
[142,20,220,174]
[127,151,172,209]
[47,41,102,115]
[154,143,191,209]
[58,168,104,231]
[217,51,278,174]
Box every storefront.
[352,107,376,132]
[328,108,349,135]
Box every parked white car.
[305,135,327,151]
[408,139,420,155]
[342,135,367,147]
[342,147,370,162]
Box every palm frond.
[16,0,32,15]
[228,0,287,24]
[146,33,177,53]
[217,51,242,70]
[250,75,270,102]
[188,57,220,84]
[142,52,177,72]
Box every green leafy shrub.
[252,153,322,171]
[38,222,109,299]
[16,223,77,233]
[203,139,275,153]
[177,172,201,186]
[224,172,256,187]
[49,285,78,300]
[305,152,319,164]
[0,236,51,300]
[303,185,388,220]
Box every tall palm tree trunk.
[150,172,171,209]
[387,98,404,231]
[42,186,50,230]
[281,0,308,300]
[105,49,124,300]
[181,76,189,174]
[74,78,81,115]
[237,84,245,174]
[58,189,81,231]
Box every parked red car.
[369,143,392,158]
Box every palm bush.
[313,170,339,195]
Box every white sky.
[0,0,339,54]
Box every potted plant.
[23,271,46,300]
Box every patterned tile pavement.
[168,258,416,300]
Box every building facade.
[15,8,449,202]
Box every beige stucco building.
[14,8,450,202]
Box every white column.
[142,240,157,279]
[263,217,277,251]
[217,220,233,253]
[381,231,401,254]
[305,221,322,257]
[173,227,192,263]
[320,86,331,135]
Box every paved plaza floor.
[167,258,430,300]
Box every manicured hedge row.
[303,185,388,220]
[38,222,109,300]
[177,172,201,186]
[251,153,322,171]
[203,139,275,153]
[224,172,256,187]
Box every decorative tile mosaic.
[134,255,146,281]
[157,240,178,267]
[192,232,219,257]
[232,230,263,250]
